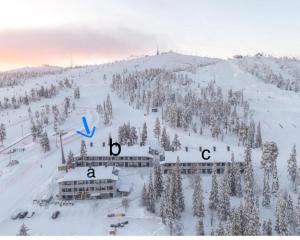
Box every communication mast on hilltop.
[156,46,160,55]
[70,53,73,68]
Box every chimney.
[227,146,230,151]
[199,146,202,152]
[102,142,105,147]
[185,146,188,152]
[213,146,216,152]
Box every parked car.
[114,213,125,217]
[11,213,21,220]
[27,212,35,218]
[18,211,28,219]
[122,221,129,225]
[51,211,60,219]
[110,224,117,228]
[109,230,116,235]
[107,213,125,217]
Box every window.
[89,180,94,184]
[90,187,94,191]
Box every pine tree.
[147,173,156,213]
[272,161,279,194]
[129,126,138,145]
[287,144,297,189]
[235,160,243,197]
[255,122,262,148]
[296,189,300,234]
[160,174,171,224]
[17,223,29,236]
[229,152,236,196]
[261,142,278,172]
[174,157,185,212]
[197,217,205,235]
[106,94,113,118]
[80,140,87,158]
[276,194,289,235]
[74,87,80,99]
[262,169,271,208]
[154,117,161,140]
[209,163,219,210]
[172,134,181,150]
[262,219,272,235]
[192,174,204,218]
[67,150,74,166]
[0,123,6,145]
[30,120,37,141]
[244,201,261,235]
[218,164,230,221]
[227,206,245,235]
[160,127,170,151]
[153,163,163,199]
[141,122,147,146]
[216,221,225,235]
[244,144,255,202]
[169,171,180,217]
[142,183,148,206]
[287,194,294,228]
[40,131,50,152]
[248,120,256,148]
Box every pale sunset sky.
[0,0,299,70]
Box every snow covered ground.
[0,52,300,235]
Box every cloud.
[0,26,158,67]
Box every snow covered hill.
[233,54,300,92]
[0,52,300,235]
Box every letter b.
[109,138,121,156]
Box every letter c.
[202,149,210,160]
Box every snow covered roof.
[162,147,244,164]
[57,166,118,183]
[116,181,133,193]
[75,144,152,158]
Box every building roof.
[74,144,152,158]
[162,147,244,164]
[57,166,119,183]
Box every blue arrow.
[76,116,96,138]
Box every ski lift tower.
[54,130,68,164]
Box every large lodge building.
[57,144,244,200]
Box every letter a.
[87,167,95,178]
